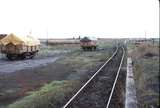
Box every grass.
[128,43,159,58]
[57,49,111,69]
[98,39,117,48]
[8,80,79,108]
[7,39,115,108]
[38,44,80,57]
[128,42,159,108]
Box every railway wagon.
[0,33,40,60]
[80,37,98,51]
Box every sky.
[0,0,159,38]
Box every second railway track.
[63,46,125,108]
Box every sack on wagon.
[0,33,40,60]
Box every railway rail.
[63,46,125,108]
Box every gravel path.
[0,57,59,73]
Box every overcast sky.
[0,0,159,38]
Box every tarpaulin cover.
[0,33,40,46]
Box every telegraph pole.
[29,29,32,35]
[145,31,147,42]
[46,28,48,46]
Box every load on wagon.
[0,34,7,40]
[0,33,40,60]
[80,36,98,51]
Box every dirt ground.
[0,57,59,73]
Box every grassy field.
[128,41,159,108]
[38,44,80,58]
[5,39,116,108]
[38,38,116,58]
[40,38,80,45]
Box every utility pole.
[152,38,155,45]
[145,31,147,43]
[46,28,48,46]
[29,29,32,35]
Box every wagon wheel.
[6,54,18,60]
[30,52,36,59]
[83,47,86,51]
[20,53,26,60]
[20,52,29,59]
[25,52,32,59]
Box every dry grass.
[8,80,80,108]
[48,39,80,45]
[37,44,80,57]
[128,42,159,108]
[128,43,159,59]
[133,58,159,108]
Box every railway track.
[63,46,125,108]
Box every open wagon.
[0,33,40,60]
[80,37,98,51]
